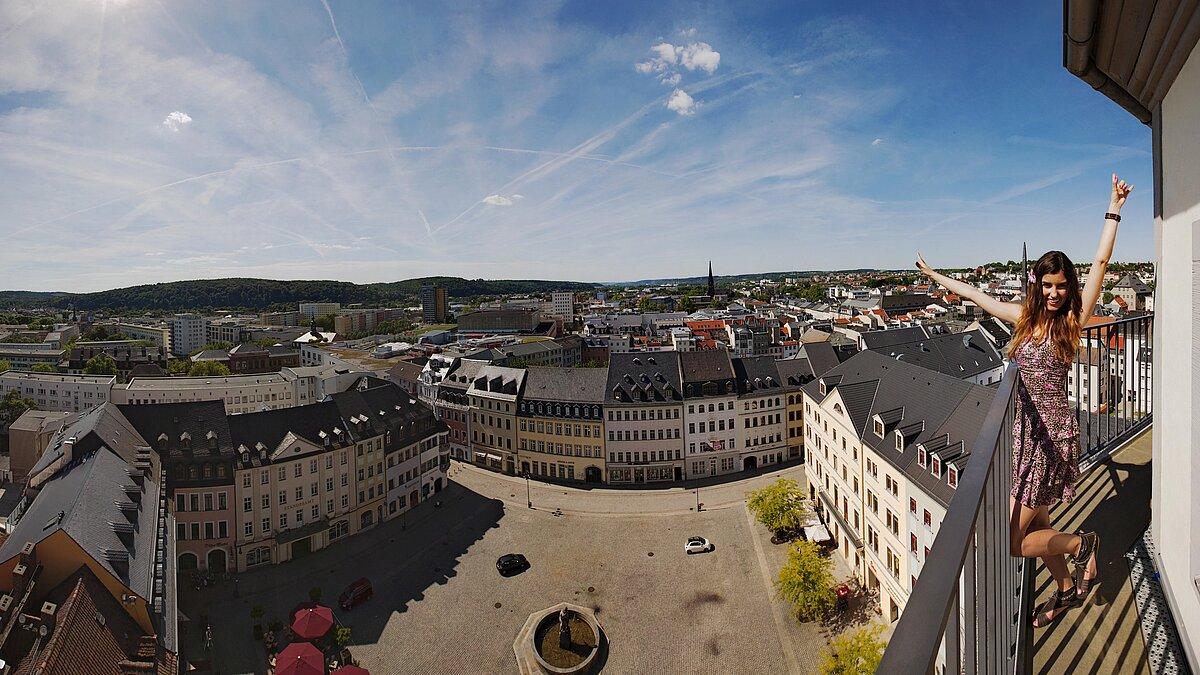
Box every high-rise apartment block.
[421,284,448,324]
[168,313,205,356]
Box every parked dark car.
[339,577,373,610]
[496,553,529,576]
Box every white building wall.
[0,372,114,412]
[684,394,738,478]
[1154,37,1200,662]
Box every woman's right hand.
[915,252,934,278]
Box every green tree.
[167,359,190,375]
[636,296,660,312]
[315,314,337,331]
[190,341,232,356]
[333,626,352,649]
[819,624,886,674]
[188,361,232,377]
[30,363,58,373]
[1102,291,1115,304]
[776,540,836,621]
[83,354,118,376]
[0,359,11,372]
[0,389,37,426]
[746,478,809,534]
[678,295,697,313]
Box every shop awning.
[803,524,832,543]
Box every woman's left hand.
[1110,173,1133,212]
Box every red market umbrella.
[291,605,335,640]
[276,641,324,675]
[330,667,370,675]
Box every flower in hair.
[1028,271,1036,284]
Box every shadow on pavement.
[180,481,505,673]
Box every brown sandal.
[1032,586,1079,628]
[1073,530,1100,598]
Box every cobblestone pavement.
[182,462,876,674]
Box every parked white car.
[684,536,714,554]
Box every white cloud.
[666,89,696,116]
[162,111,192,132]
[679,42,720,73]
[483,194,514,206]
[511,194,525,200]
[871,137,884,146]
[636,40,720,88]
[680,27,698,38]
[650,42,678,64]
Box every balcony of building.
[879,313,1185,673]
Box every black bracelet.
[1105,212,1121,222]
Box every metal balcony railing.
[880,312,1153,674]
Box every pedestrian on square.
[915,173,1132,627]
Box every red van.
[339,578,373,610]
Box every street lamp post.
[695,487,700,512]
[525,473,532,509]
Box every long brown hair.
[1007,250,1082,363]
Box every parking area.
[183,463,866,674]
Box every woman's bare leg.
[1030,507,1073,592]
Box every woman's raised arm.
[915,252,1022,324]
[1080,174,1133,325]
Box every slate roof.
[1113,273,1151,295]
[858,325,930,350]
[468,365,526,398]
[774,358,814,387]
[870,329,1003,380]
[679,350,734,383]
[802,350,995,506]
[522,366,607,403]
[228,384,443,466]
[732,357,783,395]
[0,420,163,607]
[974,316,1012,348]
[605,352,683,404]
[228,342,267,356]
[387,360,425,383]
[799,342,841,378]
[117,401,235,489]
[439,359,483,391]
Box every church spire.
[707,261,715,298]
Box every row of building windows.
[177,520,229,540]
[607,408,680,421]
[519,439,602,458]
[176,491,228,512]
[608,428,680,441]
[610,449,681,464]
[518,419,600,437]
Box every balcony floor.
[1033,427,1153,674]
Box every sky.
[0,0,1154,293]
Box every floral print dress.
[1011,335,1080,508]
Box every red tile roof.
[13,566,176,675]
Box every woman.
[915,173,1133,628]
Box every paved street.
[182,461,870,674]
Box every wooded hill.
[0,277,602,312]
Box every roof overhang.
[1064,0,1200,124]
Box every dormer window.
[931,457,942,476]
[894,431,903,452]
[918,448,927,467]
[873,419,884,437]
[819,381,828,396]
[948,466,958,488]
